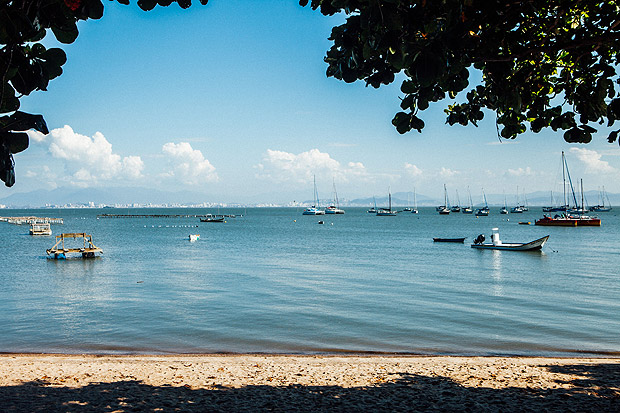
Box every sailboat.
[411,188,419,214]
[403,192,413,212]
[451,190,461,212]
[536,153,600,226]
[438,184,451,214]
[377,188,398,216]
[325,178,345,214]
[462,187,474,214]
[500,192,509,214]
[475,188,489,216]
[511,186,524,213]
[590,186,612,212]
[367,196,377,213]
[302,175,325,215]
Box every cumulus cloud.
[404,163,423,177]
[256,148,370,183]
[28,125,143,184]
[161,142,218,185]
[570,148,617,174]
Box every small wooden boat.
[518,221,531,225]
[471,228,549,251]
[433,237,466,243]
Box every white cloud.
[506,167,534,177]
[570,148,617,174]
[439,167,459,178]
[161,142,218,185]
[122,156,145,179]
[30,125,143,184]
[404,163,423,177]
[256,149,370,183]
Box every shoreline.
[1,354,618,411]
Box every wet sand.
[1,354,618,411]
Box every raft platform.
[1,216,64,225]
[46,233,103,259]
[97,214,237,218]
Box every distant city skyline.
[2,1,619,204]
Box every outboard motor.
[474,234,485,245]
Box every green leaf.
[1,132,29,153]
[0,84,20,113]
[85,0,104,20]
[0,111,49,134]
[138,0,157,11]
[51,23,79,44]
[392,112,411,134]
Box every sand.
[0,354,618,411]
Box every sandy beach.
[0,354,618,411]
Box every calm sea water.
[1,207,619,356]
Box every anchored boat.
[46,233,103,259]
[471,228,549,251]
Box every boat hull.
[433,238,466,243]
[535,216,601,226]
[471,235,549,251]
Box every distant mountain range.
[0,187,617,208]
[0,187,211,208]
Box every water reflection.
[491,250,504,297]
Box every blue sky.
[3,0,619,204]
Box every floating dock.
[30,223,52,236]
[46,233,103,259]
[1,216,63,225]
[97,214,237,219]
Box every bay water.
[1,207,618,356]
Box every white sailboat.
[500,192,509,214]
[411,188,419,214]
[438,184,451,214]
[476,188,489,216]
[403,192,413,212]
[325,178,345,214]
[367,196,377,213]
[511,186,524,213]
[590,186,612,212]
[302,175,325,215]
[462,187,474,214]
[377,188,398,216]
[451,190,461,212]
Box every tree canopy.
[301,0,620,144]
[2,0,619,187]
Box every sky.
[3,0,620,204]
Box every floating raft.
[98,214,237,218]
[46,233,103,259]
[1,216,63,225]
[30,223,52,236]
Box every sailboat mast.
[581,178,585,215]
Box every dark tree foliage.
[300,0,620,144]
[0,0,207,187]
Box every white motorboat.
[471,228,549,251]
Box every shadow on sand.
[1,363,618,412]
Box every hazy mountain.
[0,186,212,208]
[1,187,617,208]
